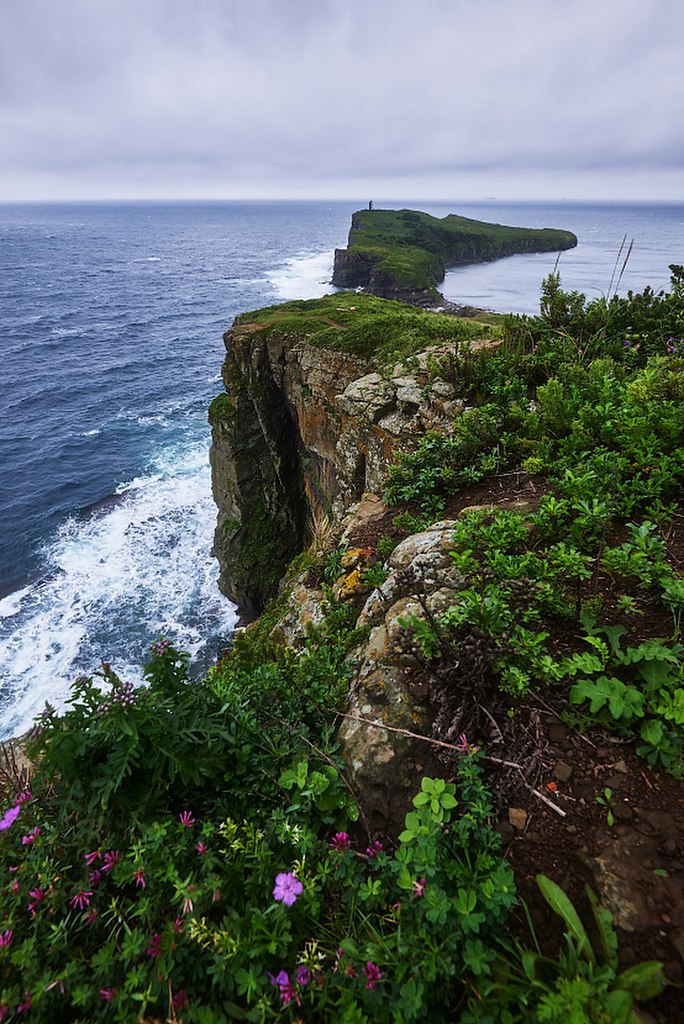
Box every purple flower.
[21,826,40,845]
[90,869,103,886]
[84,850,101,866]
[330,831,351,851]
[179,810,195,827]
[146,933,162,958]
[196,840,208,856]
[100,989,116,1001]
[268,970,300,1007]
[69,889,93,910]
[0,805,20,831]
[133,869,146,889]
[363,960,383,990]
[295,965,311,987]
[273,871,303,906]
[85,908,98,926]
[0,930,12,948]
[366,840,383,858]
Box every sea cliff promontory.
[208,292,499,611]
[332,207,578,304]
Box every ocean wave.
[0,439,238,739]
[266,250,335,301]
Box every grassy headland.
[332,207,578,303]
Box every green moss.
[234,291,498,363]
[208,392,237,425]
[233,500,289,598]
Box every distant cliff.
[332,208,578,305]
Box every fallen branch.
[339,713,567,817]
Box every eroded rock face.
[209,319,477,610]
[337,521,465,830]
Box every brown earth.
[343,474,684,1021]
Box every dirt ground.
[345,476,684,1020]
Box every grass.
[233,291,500,362]
[334,207,578,294]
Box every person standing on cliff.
[368,200,373,210]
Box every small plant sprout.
[596,787,616,826]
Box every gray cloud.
[1,0,682,199]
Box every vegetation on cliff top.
[234,290,500,363]
[333,207,578,295]
[0,268,682,1021]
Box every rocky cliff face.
[209,312,486,612]
[332,248,441,306]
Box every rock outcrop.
[209,300,492,612]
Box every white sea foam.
[266,250,335,301]
[0,586,31,622]
[0,438,238,739]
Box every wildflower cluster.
[98,680,136,713]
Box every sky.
[1,0,683,202]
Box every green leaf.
[615,960,666,1000]
[536,874,595,966]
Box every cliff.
[332,207,578,305]
[208,292,498,612]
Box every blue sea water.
[0,198,682,738]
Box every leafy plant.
[596,787,616,826]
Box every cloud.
[1,0,682,199]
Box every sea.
[0,199,682,739]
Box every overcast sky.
[1,0,682,202]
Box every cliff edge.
[208,292,499,612]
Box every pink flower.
[146,933,162,958]
[195,840,208,856]
[100,989,116,1001]
[0,930,12,948]
[366,840,383,858]
[84,850,101,866]
[102,850,119,871]
[171,990,187,1010]
[133,869,146,889]
[273,871,303,906]
[0,805,20,831]
[85,908,98,926]
[179,810,195,827]
[330,831,351,851]
[173,917,183,934]
[16,791,32,805]
[27,887,45,916]
[333,948,357,978]
[17,992,31,1013]
[21,826,40,845]
[455,732,480,755]
[69,889,93,910]
[182,896,194,915]
[268,970,300,1007]
[90,869,103,886]
[9,880,20,894]
[363,960,383,990]
[412,877,427,899]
